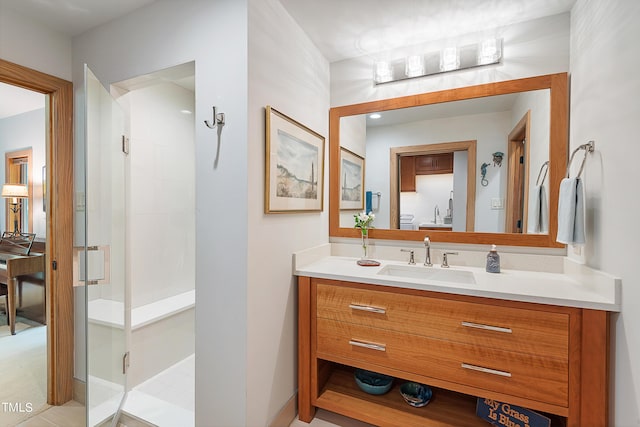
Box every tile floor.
[12,358,367,427]
[16,400,85,427]
[14,400,368,427]
[122,354,194,426]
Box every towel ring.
[566,141,595,178]
[536,161,549,186]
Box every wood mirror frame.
[329,73,567,248]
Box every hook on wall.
[204,106,225,129]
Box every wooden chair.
[0,232,36,327]
[1,283,7,325]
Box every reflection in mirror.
[391,140,476,232]
[329,74,568,248]
[339,90,550,234]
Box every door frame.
[0,59,74,404]
[505,111,531,233]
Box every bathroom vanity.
[296,255,619,427]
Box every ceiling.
[0,1,576,62]
[0,83,45,119]
[0,0,157,37]
[279,0,576,62]
[1,0,575,118]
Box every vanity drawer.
[316,318,568,407]
[316,283,569,359]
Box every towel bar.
[566,140,595,178]
[536,161,549,186]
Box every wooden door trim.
[0,59,74,405]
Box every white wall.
[570,1,640,425]
[72,1,249,425]
[0,108,47,237]
[511,90,551,234]
[0,6,72,81]
[401,174,454,227]
[330,13,570,107]
[247,0,329,425]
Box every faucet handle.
[442,251,458,268]
[400,249,416,265]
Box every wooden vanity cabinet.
[298,277,610,427]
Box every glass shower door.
[84,65,129,427]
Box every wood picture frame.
[339,147,365,210]
[265,106,325,213]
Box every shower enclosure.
[81,63,196,427]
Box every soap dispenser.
[486,244,500,273]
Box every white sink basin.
[377,264,476,285]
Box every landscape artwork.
[340,147,364,210]
[265,106,324,213]
[276,130,318,200]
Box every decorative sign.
[476,398,551,427]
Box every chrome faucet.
[442,251,458,268]
[423,236,432,267]
[434,205,440,223]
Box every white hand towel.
[539,185,549,233]
[528,185,549,234]
[556,178,585,244]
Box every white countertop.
[294,255,620,312]
[418,222,452,228]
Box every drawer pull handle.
[349,339,386,352]
[461,363,512,377]
[349,304,386,314]
[461,321,512,334]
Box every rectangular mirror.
[329,73,568,248]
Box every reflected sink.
[377,264,476,285]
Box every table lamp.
[2,183,29,234]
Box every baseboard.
[269,393,297,427]
[73,378,86,405]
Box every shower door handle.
[73,245,111,286]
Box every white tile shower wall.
[127,82,195,309]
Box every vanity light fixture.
[373,61,393,84]
[439,47,459,72]
[478,38,502,65]
[405,55,425,78]
[373,38,503,85]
